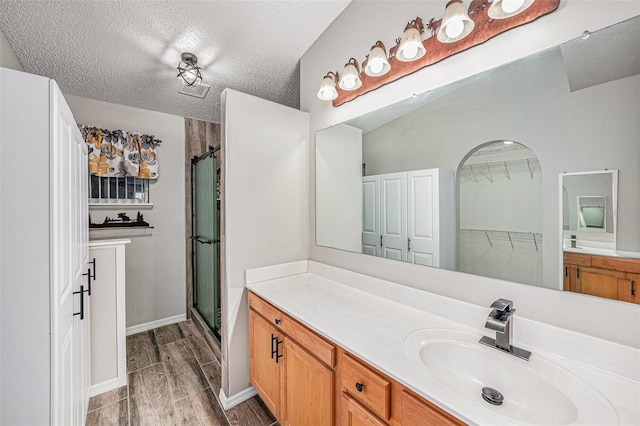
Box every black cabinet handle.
[274,318,280,325]
[271,333,275,359]
[631,280,636,298]
[380,235,383,247]
[576,268,580,279]
[90,258,96,280]
[73,285,86,320]
[275,338,283,364]
[82,268,92,296]
[408,238,411,252]
[355,382,364,393]
[565,266,568,277]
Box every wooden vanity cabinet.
[563,252,640,303]
[249,292,335,426]
[248,291,465,426]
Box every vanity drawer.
[563,252,591,267]
[249,291,284,327]
[248,291,335,368]
[341,353,391,421]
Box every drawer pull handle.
[631,280,635,297]
[355,382,364,393]
[274,318,280,325]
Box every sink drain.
[481,387,504,406]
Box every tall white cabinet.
[362,168,455,269]
[1,68,91,425]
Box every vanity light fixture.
[317,0,559,107]
[338,58,363,91]
[317,71,339,100]
[177,52,202,87]
[488,0,535,19]
[364,41,391,77]
[437,0,475,43]
[396,19,426,62]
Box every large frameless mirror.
[315,16,640,301]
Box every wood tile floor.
[86,321,278,426]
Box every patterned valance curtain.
[79,125,161,179]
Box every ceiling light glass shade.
[317,72,338,100]
[364,41,391,77]
[488,0,535,19]
[437,0,475,43]
[338,58,362,91]
[177,52,202,86]
[396,25,426,62]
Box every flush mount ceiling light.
[317,71,339,100]
[177,52,202,87]
[364,41,391,77]
[396,19,426,62]
[488,0,535,19]
[317,0,559,107]
[437,0,475,43]
[338,58,363,91]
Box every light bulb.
[501,0,525,13]
[369,59,384,74]
[403,43,419,60]
[342,76,356,89]
[504,141,514,145]
[445,19,464,39]
[321,88,334,99]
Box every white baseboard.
[90,376,127,397]
[126,314,187,336]
[218,386,257,410]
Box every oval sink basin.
[404,329,617,425]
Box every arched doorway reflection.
[457,140,543,286]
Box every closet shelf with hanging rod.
[459,157,541,183]
[460,228,542,251]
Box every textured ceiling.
[0,0,350,123]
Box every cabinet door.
[400,391,460,426]
[341,393,385,426]
[50,80,90,426]
[618,275,640,304]
[563,263,571,291]
[249,309,282,418]
[89,245,127,392]
[578,268,619,300]
[407,170,437,267]
[379,173,407,261]
[282,337,334,426]
[362,176,381,257]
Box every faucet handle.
[490,298,513,312]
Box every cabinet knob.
[355,382,364,393]
[274,318,280,325]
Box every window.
[89,175,150,204]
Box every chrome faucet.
[479,298,531,361]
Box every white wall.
[316,123,362,252]
[64,95,186,328]
[221,89,309,398]
[0,28,22,71]
[301,2,640,348]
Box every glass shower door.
[192,153,220,337]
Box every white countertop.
[563,246,640,259]
[246,261,640,426]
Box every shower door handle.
[191,235,219,244]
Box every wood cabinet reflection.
[563,252,640,304]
